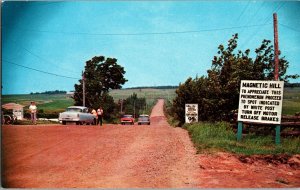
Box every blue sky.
[2,1,300,94]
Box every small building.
[2,103,25,120]
[66,91,74,97]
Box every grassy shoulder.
[184,122,300,155]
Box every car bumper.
[138,121,150,124]
[59,118,80,122]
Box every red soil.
[2,99,299,188]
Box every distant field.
[2,88,177,112]
[2,87,299,115]
[282,87,300,115]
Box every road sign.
[238,80,284,124]
[185,104,198,123]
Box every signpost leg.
[237,121,243,141]
[275,125,281,145]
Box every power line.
[236,1,251,23]
[240,2,286,50]
[220,1,251,47]
[9,40,81,75]
[2,59,80,80]
[279,23,300,33]
[4,23,271,36]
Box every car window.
[66,108,82,112]
[123,115,133,118]
[139,116,149,119]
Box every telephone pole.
[273,13,279,81]
[82,71,85,107]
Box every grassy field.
[2,88,177,113]
[2,87,299,115]
[282,87,300,115]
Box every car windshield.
[123,115,133,118]
[139,116,149,119]
[66,108,82,112]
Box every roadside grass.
[184,122,300,155]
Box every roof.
[67,106,88,109]
[2,103,25,110]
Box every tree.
[73,55,127,118]
[123,93,146,118]
[172,34,298,125]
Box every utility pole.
[82,71,85,107]
[120,99,123,113]
[133,100,136,118]
[273,13,279,81]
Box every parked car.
[59,106,96,125]
[138,114,150,125]
[121,114,134,125]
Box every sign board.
[238,80,284,124]
[185,104,198,123]
[13,109,23,120]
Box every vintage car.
[138,114,150,125]
[121,114,134,125]
[59,106,96,125]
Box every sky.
[2,1,300,94]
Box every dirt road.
[2,99,300,188]
[2,99,200,188]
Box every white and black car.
[138,114,150,125]
[59,106,96,125]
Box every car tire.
[131,122,134,125]
[62,121,66,125]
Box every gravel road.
[2,99,299,188]
[2,99,200,188]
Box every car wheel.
[62,121,66,125]
[93,119,96,125]
[132,122,134,125]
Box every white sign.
[185,104,198,123]
[238,80,284,124]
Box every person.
[97,106,104,126]
[29,101,37,125]
[91,108,98,125]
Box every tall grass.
[185,122,300,155]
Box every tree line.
[170,34,299,126]
[30,90,67,94]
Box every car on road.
[121,114,134,125]
[138,114,150,125]
[59,106,96,125]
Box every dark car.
[138,114,150,125]
[121,114,134,125]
